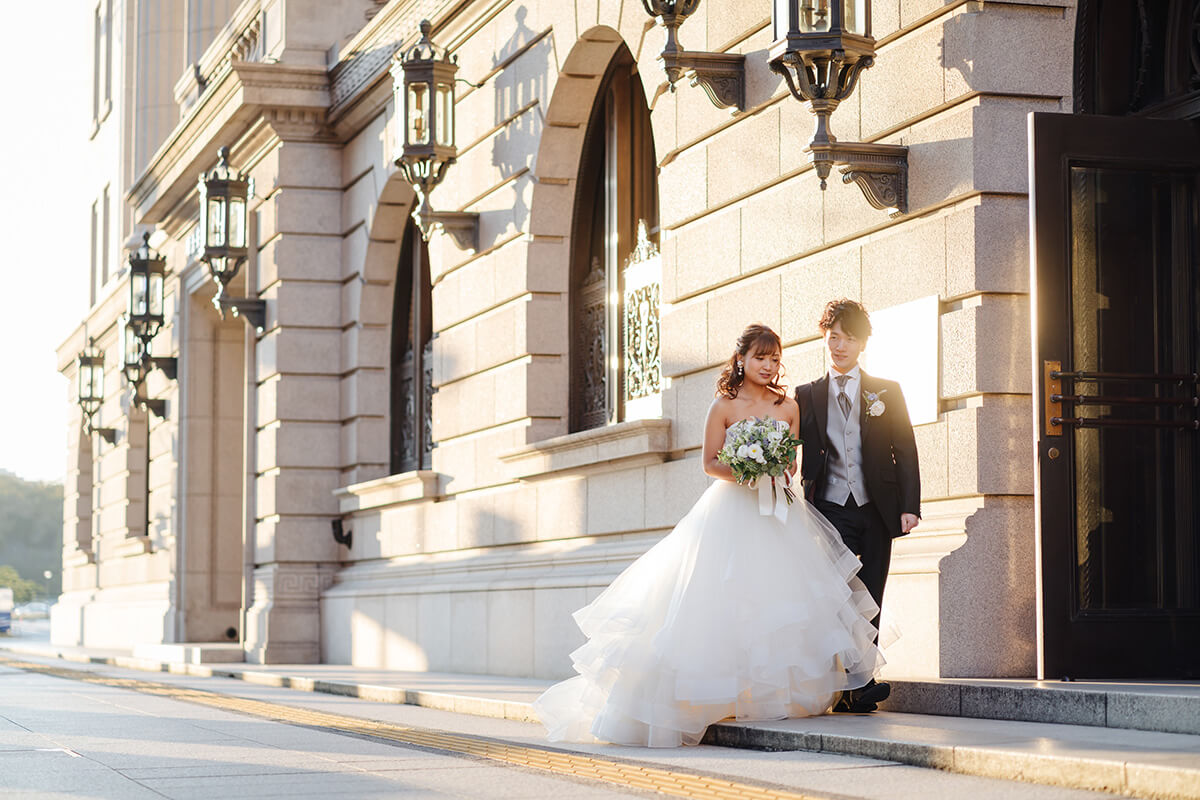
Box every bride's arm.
[785,396,801,476]
[702,399,737,482]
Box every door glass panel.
[1068,166,1198,613]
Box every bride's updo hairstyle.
[716,324,788,404]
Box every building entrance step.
[884,678,1200,736]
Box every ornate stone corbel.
[810,141,909,217]
[416,209,480,253]
[660,51,746,111]
[217,295,267,332]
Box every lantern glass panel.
[131,271,149,316]
[435,82,453,147]
[148,272,164,317]
[78,363,92,402]
[91,363,105,401]
[207,197,226,247]
[800,0,831,32]
[408,81,429,145]
[123,324,141,368]
[229,197,246,248]
[844,0,867,35]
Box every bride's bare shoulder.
[708,395,734,416]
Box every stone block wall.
[58,0,1077,677]
[324,0,1076,679]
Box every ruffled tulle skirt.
[533,479,884,747]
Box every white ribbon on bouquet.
[747,471,793,524]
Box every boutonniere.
[863,389,888,417]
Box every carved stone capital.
[807,140,909,217]
[660,50,746,111]
[261,106,333,143]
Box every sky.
[0,7,90,483]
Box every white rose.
[736,444,749,458]
[869,400,886,416]
[767,430,783,444]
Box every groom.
[795,299,921,713]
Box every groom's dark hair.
[819,299,872,340]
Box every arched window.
[569,47,659,432]
[390,218,433,473]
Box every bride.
[534,323,884,747]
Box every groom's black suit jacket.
[795,370,921,538]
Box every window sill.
[499,418,672,480]
[335,470,442,514]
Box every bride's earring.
[736,361,743,375]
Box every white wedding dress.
[534,425,885,747]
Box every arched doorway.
[1029,0,1200,678]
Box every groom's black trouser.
[814,496,892,635]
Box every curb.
[5,643,1198,800]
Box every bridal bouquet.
[719,417,802,506]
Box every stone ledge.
[63,549,96,568]
[334,470,442,514]
[499,419,672,480]
[112,537,153,558]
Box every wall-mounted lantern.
[77,341,117,444]
[641,0,746,111]
[123,234,176,417]
[769,0,908,216]
[392,20,479,251]
[122,316,165,417]
[198,147,264,330]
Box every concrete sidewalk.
[4,639,1198,800]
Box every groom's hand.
[900,513,919,534]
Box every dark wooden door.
[1030,112,1200,678]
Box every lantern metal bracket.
[641,1,746,111]
[217,295,266,332]
[332,519,352,548]
[660,50,746,111]
[416,208,479,252]
[809,140,909,217]
[770,40,910,217]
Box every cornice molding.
[129,61,332,229]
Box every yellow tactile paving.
[0,656,842,800]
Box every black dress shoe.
[837,680,890,713]
[854,680,891,707]
[831,693,854,713]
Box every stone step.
[883,678,1200,736]
[705,710,1200,800]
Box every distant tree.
[0,565,40,604]
[0,471,63,598]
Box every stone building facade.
[55,0,1200,680]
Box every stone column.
[242,108,342,663]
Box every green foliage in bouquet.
[718,417,802,486]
